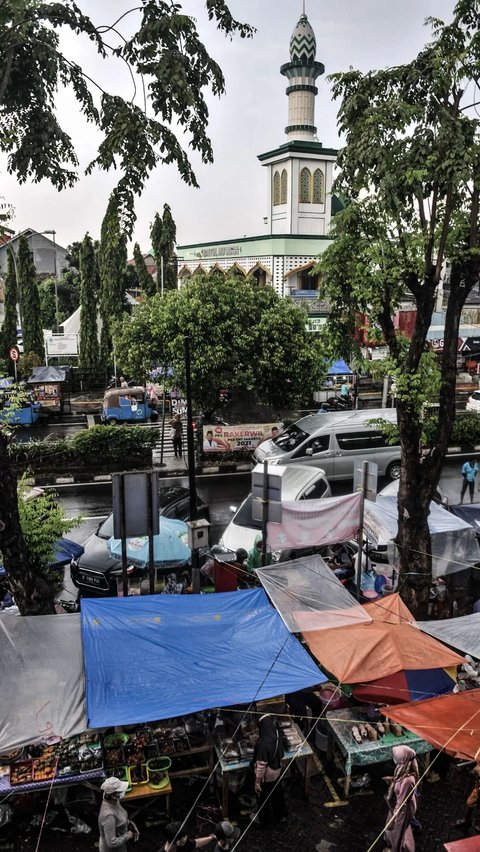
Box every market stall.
[364,495,480,578]
[325,707,434,798]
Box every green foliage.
[17,351,42,381]
[372,412,480,451]
[134,243,155,297]
[0,248,18,355]
[150,212,163,295]
[159,203,177,290]
[38,277,56,329]
[10,425,158,473]
[78,233,98,371]
[113,275,326,415]
[0,0,253,234]
[99,197,128,364]
[17,474,80,575]
[17,235,43,358]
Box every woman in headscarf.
[383,745,419,852]
[253,714,288,828]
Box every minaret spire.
[280,10,324,140]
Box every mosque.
[176,7,339,320]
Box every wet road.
[52,458,470,552]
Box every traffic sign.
[9,347,19,362]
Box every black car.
[71,486,210,598]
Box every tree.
[0,1,253,233]
[98,197,127,364]
[133,243,155,297]
[150,212,162,295]
[0,247,18,356]
[159,203,177,290]
[17,235,43,358]
[113,275,324,416]
[318,0,480,616]
[0,0,253,614]
[78,233,98,372]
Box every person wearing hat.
[163,820,216,851]
[213,821,240,851]
[98,776,138,850]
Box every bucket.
[362,590,379,602]
[146,756,172,790]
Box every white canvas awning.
[416,613,480,659]
[364,496,480,578]
[0,613,87,752]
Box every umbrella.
[107,516,190,568]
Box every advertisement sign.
[202,423,282,453]
[44,333,79,356]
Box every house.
[0,228,67,277]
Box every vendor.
[98,776,137,851]
[163,821,216,851]
[253,714,288,828]
[326,543,355,581]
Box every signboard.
[8,347,19,362]
[306,317,327,333]
[202,423,282,453]
[353,459,378,502]
[251,464,283,523]
[112,471,160,539]
[171,396,187,416]
[44,333,79,356]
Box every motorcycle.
[320,395,364,412]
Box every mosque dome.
[289,13,316,63]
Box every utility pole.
[184,336,199,592]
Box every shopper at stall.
[383,745,419,852]
[253,714,288,828]
[98,777,137,851]
[454,755,480,832]
[163,820,216,851]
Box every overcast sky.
[1,0,457,253]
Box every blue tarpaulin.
[328,359,352,376]
[81,588,325,728]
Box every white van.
[253,408,401,482]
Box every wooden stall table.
[214,722,313,818]
[122,778,172,820]
[0,766,105,797]
[325,708,433,799]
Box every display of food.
[129,762,148,785]
[104,747,124,767]
[10,761,33,786]
[33,757,57,782]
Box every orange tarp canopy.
[304,620,464,684]
[363,592,414,624]
[385,689,480,762]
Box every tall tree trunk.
[0,434,55,615]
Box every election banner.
[202,423,282,453]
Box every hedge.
[10,425,158,474]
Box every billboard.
[44,333,79,356]
[202,423,282,453]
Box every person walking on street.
[461,458,478,504]
[170,413,183,459]
[253,714,288,828]
[98,777,138,851]
[383,745,419,852]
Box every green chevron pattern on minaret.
[289,14,316,62]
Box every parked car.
[219,463,331,554]
[466,390,480,413]
[71,486,209,598]
[101,386,157,424]
[253,408,401,481]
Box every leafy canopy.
[113,276,325,413]
[0,0,254,233]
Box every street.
[52,458,472,552]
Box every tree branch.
[0,44,14,105]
